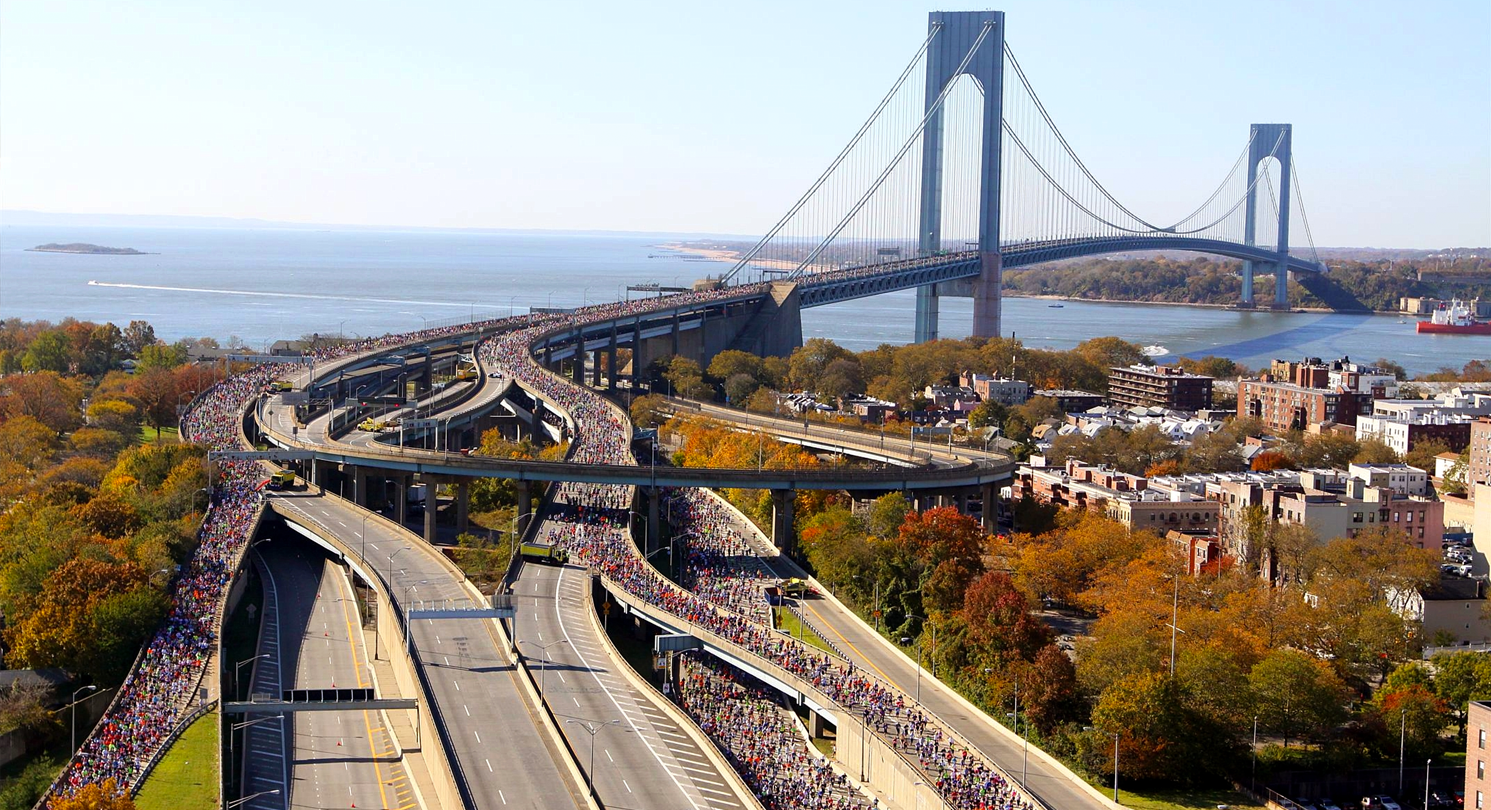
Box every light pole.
[1086,726,1120,804]
[900,635,923,704]
[402,580,428,656]
[1399,707,1407,794]
[521,638,567,696]
[1251,715,1259,793]
[69,685,98,755]
[905,614,938,679]
[1165,571,1186,675]
[565,719,619,799]
[1424,758,1432,810]
[235,654,270,701]
[338,319,347,340]
[229,715,283,787]
[226,788,281,809]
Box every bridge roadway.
[511,560,747,810]
[252,540,419,810]
[267,489,590,810]
[255,393,1012,492]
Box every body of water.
[1,224,1485,375]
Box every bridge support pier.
[971,252,1002,338]
[647,488,660,557]
[394,474,408,526]
[607,326,618,393]
[1273,262,1290,309]
[914,286,939,343]
[770,489,796,554]
[570,356,584,385]
[590,349,602,387]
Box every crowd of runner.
[675,652,877,810]
[482,306,1037,810]
[54,266,1032,808]
[48,315,528,802]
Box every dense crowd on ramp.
[481,304,1038,810]
[45,318,516,804]
[675,652,877,810]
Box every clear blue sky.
[2,0,1487,247]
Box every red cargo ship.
[1417,300,1491,335]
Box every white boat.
[1141,345,1168,358]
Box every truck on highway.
[358,418,391,432]
[269,380,294,392]
[519,540,568,565]
[266,470,297,490]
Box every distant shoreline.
[662,243,1400,316]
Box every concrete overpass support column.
[1239,262,1256,307]
[914,286,939,343]
[671,311,681,356]
[607,327,619,392]
[770,489,796,553]
[808,711,829,739]
[980,482,998,532]
[352,466,369,507]
[631,320,644,388]
[646,488,660,556]
[516,481,533,531]
[423,481,438,544]
[571,355,584,385]
[394,474,408,526]
[955,491,969,515]
[455,481,469,534]
[590,349,602,386]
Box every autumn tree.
[1248,648,1349,747]
[0,371,86,432]
[126,368,182,438]
[788,338,855,391]
[1251,450,1294,472]
[1085,671,1232,782]
[629,394,669,429]
[122,320,157,356]
[52,779,136,810]
[1372,684,1451,760]
[1024,644,1083,735]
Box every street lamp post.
[905,613,938,679]
[235,654,270,701]
[900,635,923,704]
[1399,707,1407,794]
[521,638,567,696]
[1424,758,1432,810]
[565,719,619,799]
[229,715,283,790]
[1086,726,1120,804]
[226,788,281,809]
[69,685,98,755]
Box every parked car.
[1317,799,1342,810]
[1294,800,1318,810]
[1376,798,1401,810]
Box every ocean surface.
[1,224,1485,376]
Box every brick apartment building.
[1471,416,1491,488]
[1237,356,1398,431]
[1108,364,1214,410]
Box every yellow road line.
[803,600,902,689]
[336,561,395,810]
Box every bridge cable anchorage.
[718,23,943,286]
[785,21,996,278]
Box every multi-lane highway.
[267,490,590,810]
[249,541,418,810]
[511,560,747,810]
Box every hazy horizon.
[3,1,1488,248]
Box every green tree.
[1353,438,1400,465]
[1373,684,1451,760]
[1085,671,1231,783]
[133,342,186,373]
[663,356,711,399]
[1075,337,1144,371]
[706,350,763,384]
[723,373,760,405]
[629,394,669,429]
[20,330,71,373]
[1248,648,1349,747]
[122,320,157,356]
[788,338,854,391]
[867,492,910,539]
[966,400,1008,430]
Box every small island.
[28,243,152,255]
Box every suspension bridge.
[719,10,1325,343]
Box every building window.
[1481,760,1486,780]
[1407,511,1413,522]
[1480,728,1486,749]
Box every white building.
[1347,462,1429,496]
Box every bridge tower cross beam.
[915,10,1005,343]
[1240,123,1293,309]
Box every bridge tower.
[1240,123,1293,309]
[915,10,1005,343]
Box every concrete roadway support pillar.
[646,488,660,557]
[971,252,1002,338]
[1239,262,1256,307]
[607,326,619,392]
[955,491,969,515]
[423,479,438,545]
[530,400,545,447]
[808,711,829,739]
[516,481,533,532]
[770,489,796,554]
[980,482,998,533]
[914,286,939,343]
[455,481,469,534]
[571,355,584,385]
[671,311,681,356]
[630,320,644,388]
[1274,262,1290,310]
[419,358,432,395]
[394,474,408,526]
[590,349,602,387]
[352,466,369,508]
